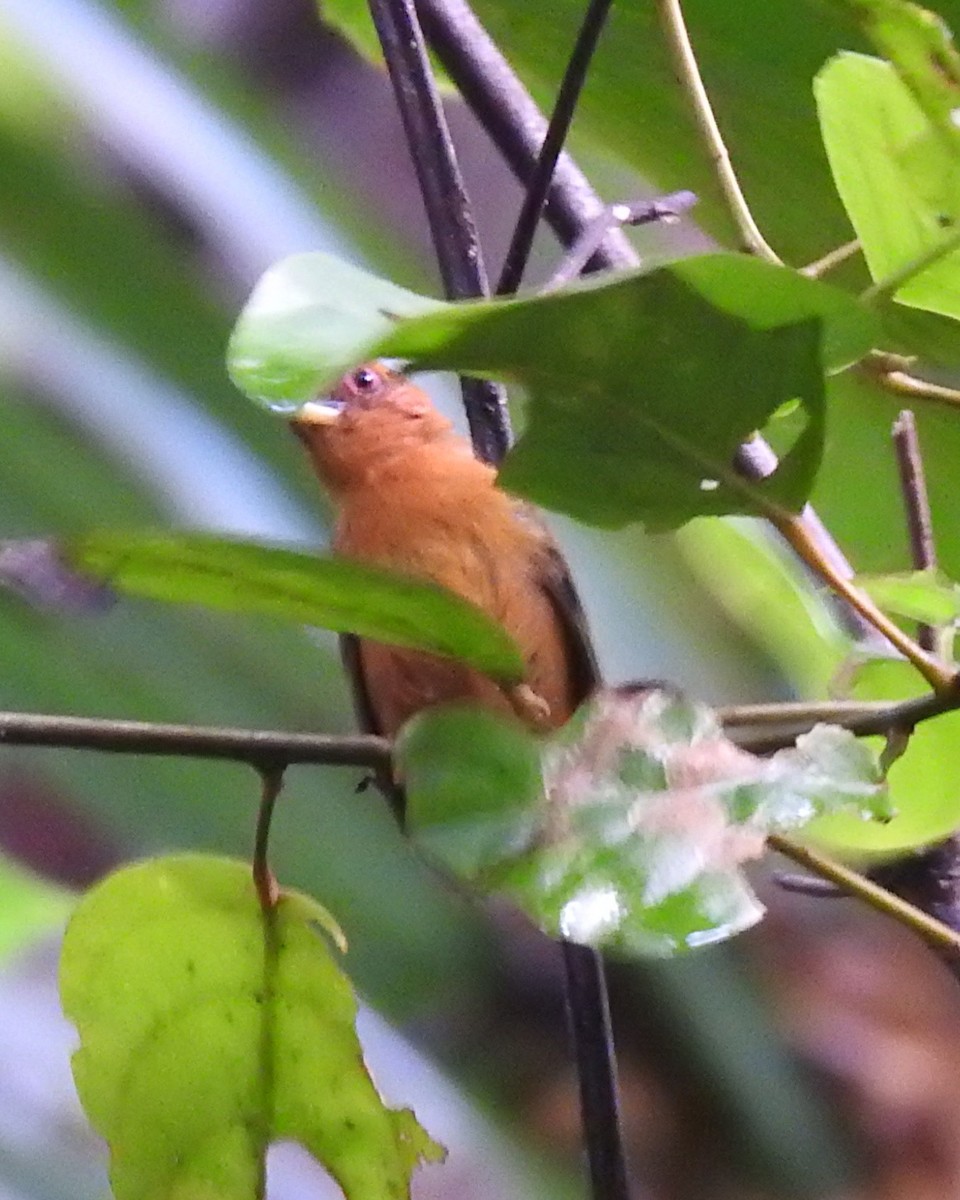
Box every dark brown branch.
[0,710,392,771]
[368,0,511,463]
[561,941,630,1200]
[496,0,614,294]
[253,767,284,909]
[893,409,937,651]
[727,687,958,755]
[877,411,960,964]
[4,682,959,771]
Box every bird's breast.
[333,473,576,733]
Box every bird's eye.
[352,367,380,392]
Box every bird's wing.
[339,632,406,819]
[535,538,602,707]
[340,631,383,735]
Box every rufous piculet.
[290,362,598,767]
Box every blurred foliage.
[5,0,960,1198]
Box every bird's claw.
[508,683,552,731]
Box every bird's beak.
[292,398,345,427]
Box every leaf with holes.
[398,691,888,957]
[60,855,444,1200]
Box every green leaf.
[816,53,960,320]
[60,855,445,1200]
[229,251,878,531]
[63,531,525,684]
[227,253,446,407]
[808,658,960,853]
[827,0,960,151]
[397,705,544,876]
[857,566,960,623]
[676,518,850,696]
[400,691,887,957]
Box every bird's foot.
[508,683,552,731]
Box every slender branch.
[800,238,861,279]
[253,767,284,909]
[417,0,636,272]
[775,512,957,693]
[870,367,960,412]
[893,410,937,652]
[367,0,511,463]
[496,0,614,294]
[373,7,629,1198]
[544,192,698,291]
[880,410,960,956]
[769,835,960,961]
[653,0,780,262]
[726,688,958,754]
[560,942,630,1200]
[719,699,890,727]
[2,682,957,771]
[0,709,392,770]
[870,837,960,951]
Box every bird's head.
[290,362,455,492]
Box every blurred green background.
[3,1,960,1198]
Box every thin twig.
[871,368,960,412]
[769,835,960,961]
[776,513,956,693]
[893,410,937,651]
[0,685,956,767]
[0,710,392,770]
[561,941,630,1200]
[800,238,861,279]
[253,767,284,909]
[883,410,960,957]
[496,0,614,294]
[728,689,955,754]
[372,6,630,1198]
[544,192,698,291]
[653,0,780,262]
[718,699,890,727]
[367,0,511,463]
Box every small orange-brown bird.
[290,362,598,751]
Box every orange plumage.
[290,362,597,741]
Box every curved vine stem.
[775,512,957,693]
[654,0,781,262]
[769,835,960,960]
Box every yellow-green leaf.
[60,855,444,1200]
